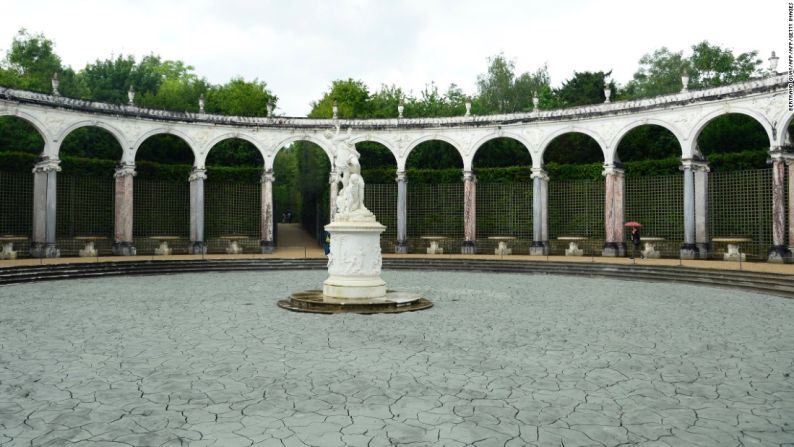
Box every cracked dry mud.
[0,270,793,446]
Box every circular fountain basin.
[279,289,433,314]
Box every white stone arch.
[537,126,606,165]
[775,109,794,147]
[271,134,334,167]
[349,135,399,169]
[54,120,129,160]
[469,132,538,168]
[608,118,686,162]
[0,109,55,155]
[199,132,267,169]
[403,134,465,171]
[686,107,775,157]
[131,127,199,164]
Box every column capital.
[530,167,549,181]
[396,170,407,182]
[680,158,709,171]
[32,157,61,173]
[329,170,340,184]
[601,164,625,177]
[114,162,137,178]
[260,169,275,183]
[189,168,207,182]
[462,170,476,182]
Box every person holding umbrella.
[625,221,642,259]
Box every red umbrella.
[624,221,642,227]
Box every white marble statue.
[329,126,372,219]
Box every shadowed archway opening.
[356,141,397,249]
[56,126,123,256]
[542,132,604,254]
[472,137,533,252]
[204,138,264,253]
[697,113,773,259]
[273,141,330,248]
[0,116,43,252]
[133,134,194,254]
[405,140,463,252]
[617,124,683,257]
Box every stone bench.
[558,237,586,256]
[421,236,446,254]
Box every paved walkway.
[0,270,792,446]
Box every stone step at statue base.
[278,290,433,314]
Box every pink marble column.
[260,170,275,253]
[769,156,789,261]
[787,158,794,249]
[602,165,625,257]
[112,163,136,256]
[462,170,476,254]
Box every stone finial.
[397,100,404,119]
[198,94,205,113]
[332,101,338,120]
[769,51,779,73]
[532,94,539,110]
[51,73,60,96]
[267,102,274,117]
[464,99,472,117]
[603,85,611,104]
[128,86,135,105]
[681,74,690,93]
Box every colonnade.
[25,148,794,262]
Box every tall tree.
[555,70,615,107]
[0,29,84,96]
[475,53,550,113]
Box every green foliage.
[0,29,85,97]
[136,134,194,164]
[0,116,44,155]
[206,139,263,166]
[544,133,603,164]
[555,71,615,107]
[406,141,463,169]
[59,127,123,159]
[473,138,532,167]
[617,125,680,161]
[623,41,763,99]
[205,78,276,117]
[697,114,769,155]
[475,53,550,113]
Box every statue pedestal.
[323,216,387,300]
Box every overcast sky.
[0,0,785,116]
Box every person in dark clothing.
[630,227,642,259]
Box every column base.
[768,245,792,263]
[680,243,699,260]
[188,241,207,255]
[461,240,477,254]
[602,242,627,257]
[696,242,711,260]
[530,241,549,256]
[112,241,137,256]
[30,242,59,258]
[394,240,409,254]
[260,240,275,254]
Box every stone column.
[112,163,137,256]
[462,170,477,254]
[30,157,61,258]
[680,160,698,259]
[785,157,794,251]
[530,168,549,255]
[260,170,275,253]
[602,165,626,257]
[769,153,791,262]
[395,170,408,253]
[693,162,710,258]
[329,170,339,222]
[188,168,207,254]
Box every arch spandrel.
[775,110,794,148]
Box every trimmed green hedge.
[0,148,771,183]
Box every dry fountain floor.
[0,270,793,447]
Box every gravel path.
[0,270,793,446]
